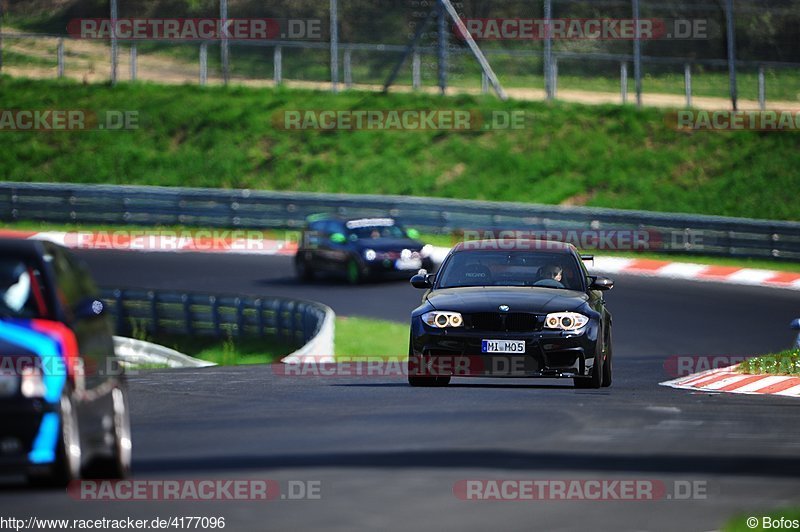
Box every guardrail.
[3,182,800,260]
[99,288,334,361]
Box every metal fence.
[1,0,799,109]
[3,181,800,261]
[100,287,329,349]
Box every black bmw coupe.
[408,239,614,388]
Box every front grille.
[465,312,541,332]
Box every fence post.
[182,294,193,335]
[631,0,642,107]
[235,297,244,338]
[0,0,3,74]
[412,50,421,90]
[114,289,126,335]
[273,45,282,85]
[684,63,692,107]
[210,295,220,337]
[343,47,352,88]
[330,0,339,92]
[724,0,737,110]
[437,0,448,95]
[148,291,159,334]
[543,0,553,100]
[220,0,229,85]
[552,57,558,99]
[130,43,137,81]
[758,65,766,111]
[256,299,265,338]
[110,0,118,85]
[199,42,207,85]
[57,38,65,79]
[620,62,628,104]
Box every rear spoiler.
[580,254,594,261]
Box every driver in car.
[539,264,563,283]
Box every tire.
[295,254,314,282]
[346,258,361,285]
[407,346,451,387]
[87,386,132,479]
[29,389,82,487]
[574,350,603,389]
[601,329,613,388]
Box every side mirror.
[589,276,614,291]
[410,273,432,289]
[74,297,106,320]
[406,228,421,240]
[330,233,347,244]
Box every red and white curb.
[2,231,799,291]
[589,256,800,291]
[660,365,800,397]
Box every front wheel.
[87,386,132,479]
[601,329,613,388]
[29,389,82,486]
[346,258,362,285]
[574,353,603,389]
[295,254,314,282]
[407,350,451,387]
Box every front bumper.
[410,320,600,378]
[363,257,434,278]
[0,398,58,472]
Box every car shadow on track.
[131,449,800,479]
[331,382,579,390]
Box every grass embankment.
[1,77,799,221]
[738,348,800,376]
[131,316,408,366]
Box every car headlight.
[420,244,433,258]
[544,312,589,331]
[421,311,464,328]
[364,249,377,261]
[20,366,45,398]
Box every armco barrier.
[2,182,800,260]
[100,288,335,361]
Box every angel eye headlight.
[544,312,589,331]
[364,249,377,261]
[422,311,464,328]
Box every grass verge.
[146,333,295,366]
[738,348,800,376]
[335,316,408,360]
[1,77,799,221]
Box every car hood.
[425,286,587,313]
[356,238,423,252]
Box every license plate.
[481,340,526,354]
[395,258,422,270]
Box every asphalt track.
[2,250,799,532]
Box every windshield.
[437,250,584,291]
[347,224,407,240]
[0,258,49,319]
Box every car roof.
[451,239,577,254]
[0,237,50,258]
